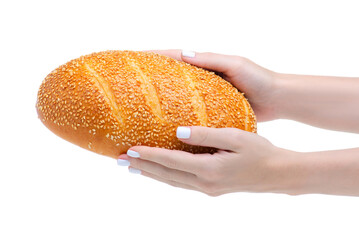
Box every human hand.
[117,126,291,196]
[149,50,279,122]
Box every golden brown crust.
[36,50,257,159]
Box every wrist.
[270,72,292,120]
[264,147,308,195]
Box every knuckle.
[167,181,182,189]
[196,129,210,146]
[200,159,224,182]
[158,168,174,181]
[234,56,247,68]
[129,158,138,167]
[140,148,152,159]
[229,56,248,76]
[228,128,244,150]
[198,180,219,196]
[163,157,178,169]
[131,158,144,169]
[206,192,221,197]
[201,52,212,58]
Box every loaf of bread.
[36,50,257,159]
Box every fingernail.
[127,149,140,158]
[176,126,191,139]
[181,50,195,58]
[117,159,130,166]
[129,168,142,174]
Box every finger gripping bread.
[36,51,257,159]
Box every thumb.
[176,126,247,151]
[181,50,236,74]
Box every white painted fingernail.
[182,50,195,58]
[127,150,140,158]
[176,127,191,139]
[129,168,142,174]
[117,159,130,166]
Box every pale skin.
[118,50,359,197]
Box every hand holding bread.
[36,50,256,159]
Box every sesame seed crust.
[36,50,257,159]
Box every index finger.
[143,49,183,61]
[127,146,208,175]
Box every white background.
[1,0,359,239]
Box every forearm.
[272,73,359,133]
[274,148,359,196]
